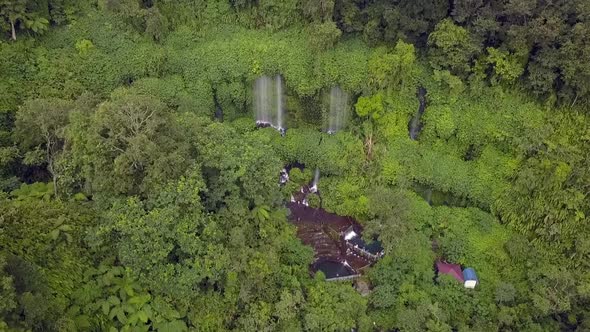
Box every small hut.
[463,268,478,289]
[436,261,464,283]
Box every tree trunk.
[571,93,579,108]
[48,158,58,198]
[46,138,58,198]
[52,172,58,198]
[10,20,16,41]
[364,134,374,160]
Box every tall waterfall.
[326,86,348,134]
[276,75,284,130]
[254,76,272,125]
[254,75,285,134]
[310,168,320,193]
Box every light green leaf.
[74,315,91,329]
[73,192,88,201]
[109,307,117,320]
[137,310,149,323]
[116,308,127,324]
[102,301,111,315]
[124,285,135,297]
[154,320,187,332]
[128,294,150,305]
[108,296,121,305]
[60,224,73,231]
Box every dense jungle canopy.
[1,0,590,331]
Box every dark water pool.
[313,260,356,279]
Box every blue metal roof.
[463,267,478,281]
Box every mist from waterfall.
[254,75,285,133]
[326,86,349,134]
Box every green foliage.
[3,3,590,331]
[74,38,94,56]
[367,41,417,91]
[0,254,16,322]
[112,76,204,115]
[355,94,384,119]
[431,70,464,103]
[301,0,334,22]
[0,40,36,113]
[485,47,525,84]
[321,175,369,219]
[15,97,75,195]
[314,39,369,93]
[143,7,169,41]
[23,15,48,34]
[306,193,320,208]
[66,92,192,197]
[234,0,300,30]
[428,18,480,77]
[273,127,364,176]
[335,0,448,44]
[375,92,419,143]
[10,182,53,201]
[15,98,72,151]
[0,194,94,330]
[303,278,369,331]
[0,0,50,40]
[67,262,180,331]
[306,21,341,52]
[427,105,455,140]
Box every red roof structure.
[436,261,464,283]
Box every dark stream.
[284,166,383,279]
[409,87,427,140]
[213,89,223,122]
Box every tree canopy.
[1,0,590,331]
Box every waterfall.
[254,75,286,135]
[310,168,320,193]
[254,76,272,125]
[326,86,349,134]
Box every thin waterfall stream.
[326,86,349,134]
